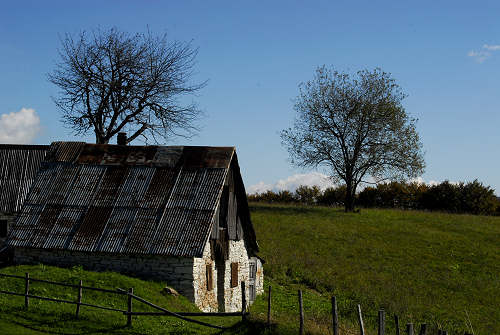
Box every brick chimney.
[117,132,127,145]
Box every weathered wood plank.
[332,296,339,335]
[357,304,365,335]
[299,290,304,335]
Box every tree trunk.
[344,179,356,212]
[95,133,109,144]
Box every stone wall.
[12,237,264,313]
[223,239,250,312]
[13,248,196,300]
[254,257,264,296]
[192,238,218,312]
[192,237,264,313]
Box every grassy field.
[250,203,500,334]
[0,205,498,334]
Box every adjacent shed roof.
[0,144,49,214]
[7,142,254,257]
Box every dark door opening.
[215,245,226,312]
[0,220,7,238]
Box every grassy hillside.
[0,264,249,335]
[0,264,325,335]
[250,203,500,334]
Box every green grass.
[250,203,500,334]
[0,264,251,335]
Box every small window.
[249,284,256,302]
[230,262,238,288]
[206,264,213,291]
[0,220,7,238]
[249,262,256,280]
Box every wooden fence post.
[395,315,400,335]
[418,323,427,335]
[332,296,339,335]
[127,287,133,327]
[24,272,29,309]
[406,323,414,335]
[267,285,272,328]
[241,281,246,321]
[298,290,304,335]
[357,304,365,335]
[378,309,385,335]
[75,280,82,318]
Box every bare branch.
[48,27,206,144]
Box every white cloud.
[483,44,500,51]
[247,181,273,194]
[468,43,500,63]
[0,108,41,144]
[248,175,462,194]
[248,172,335,194]
[467,50,491,63]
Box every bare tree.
[49,28,206,144]
[281,66,425,212]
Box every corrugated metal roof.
[0,144,49,214]
[6,143,248,257]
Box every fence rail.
[0,272,247,330]
[1,271,475,334]
[265,286,474,335]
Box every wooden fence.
[0,272,477,334]
[0,272,248,330]
[265,286,475,335]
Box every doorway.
[215,245,226,312]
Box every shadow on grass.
[6,310,131,335]
[220,319,275,335]
[10,321,129,335]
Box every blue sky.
[1,1,499,194]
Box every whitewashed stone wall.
[223,239,250,312]
[192,237,264,312]
[255,257,264,295]
[192,238,218,312]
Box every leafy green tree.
[294,185,321,205]
[281,66,425,212]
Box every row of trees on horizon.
[247,179,500,216]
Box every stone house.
[5,142,263,312]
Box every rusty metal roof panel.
[96,207,138,253]
[122,207,159,254]
[115,167,155,208]
[68,206,113,252]
[45,142,86,163]
[30,204,63,248]
[93,166,128,207]
[6,143,244,257]
[64,165,106,207]
[42,207,85,250]
[26,164,65,204]
[46,164,80,205]
[7,204,44,246]
[0,145,49,213]
[45,142,235,168]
